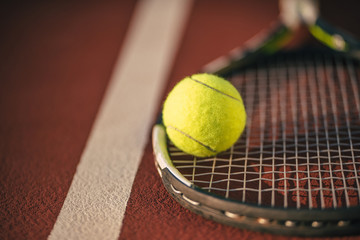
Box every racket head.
[153,1,360,236]
[153,48,360,236]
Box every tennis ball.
[162,73,246,157]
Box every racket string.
[169,51,360,209]
[337,57,360,203]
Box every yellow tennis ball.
[162,73,246,157]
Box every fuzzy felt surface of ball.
[162,73,246,157]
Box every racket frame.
[153,125,360,236]
[152,0,360,236]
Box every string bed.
[169,50,360,210]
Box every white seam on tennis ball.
[166,125,216,153]
[189,76,242,102]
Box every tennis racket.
[152,0,360,236]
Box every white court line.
[48,0,192,239]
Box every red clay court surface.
[1,0,360,239]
